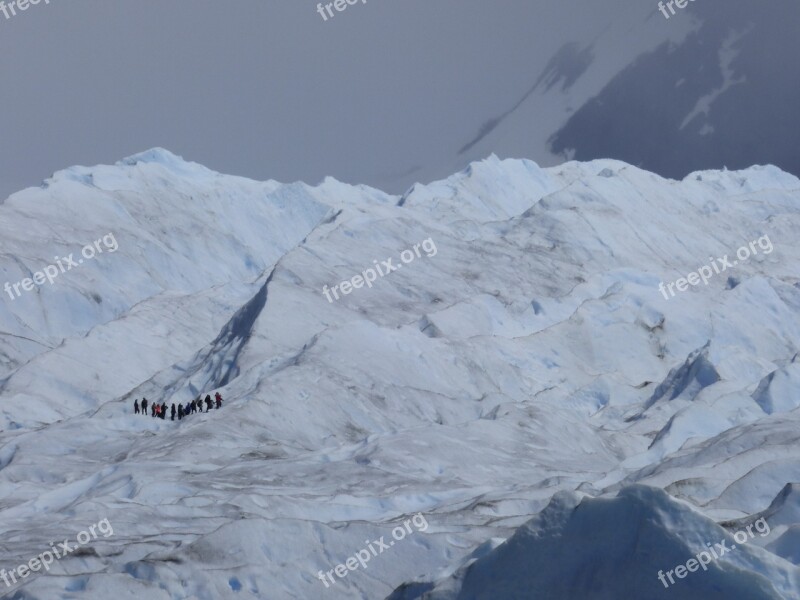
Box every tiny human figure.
[171,403,176,421]
[151,402,156,417]
[215,392,222,409]
[178,404,184,420]
[160,403,167,419]
[142,398,148,416]
[134,399,140,414]
[205,395,213,412]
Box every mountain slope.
[0,151,798,598]
[450,0,800,187]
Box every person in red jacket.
[215,392,223,409]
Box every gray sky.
[0,0,792,200]
[0,0,535,196]
[0,0,629,198]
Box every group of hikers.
[133,392,223,421]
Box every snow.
[401,486,799,600]
[0,149,799,598]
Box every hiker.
[154,404,159,418]
[185,401,191,416]
[171,403,176,421]
[178,404,184,420]
[161,402,167,419]
[142,398,148,416]
[205,395,213,412]
[151,402,156,417]
[215,392,222,409]
[134,399,140,414]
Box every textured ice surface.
[0,151,799,598]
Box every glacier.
[0,149,799,598]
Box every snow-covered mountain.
[447,0,800,188]
[0,149,799,598]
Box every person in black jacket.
[141,398,148,416]
[134,399,140,414]
[170,403,176,421]
[178,404,183,420]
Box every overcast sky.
[0,0,632,198]
[0,0,789,201]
